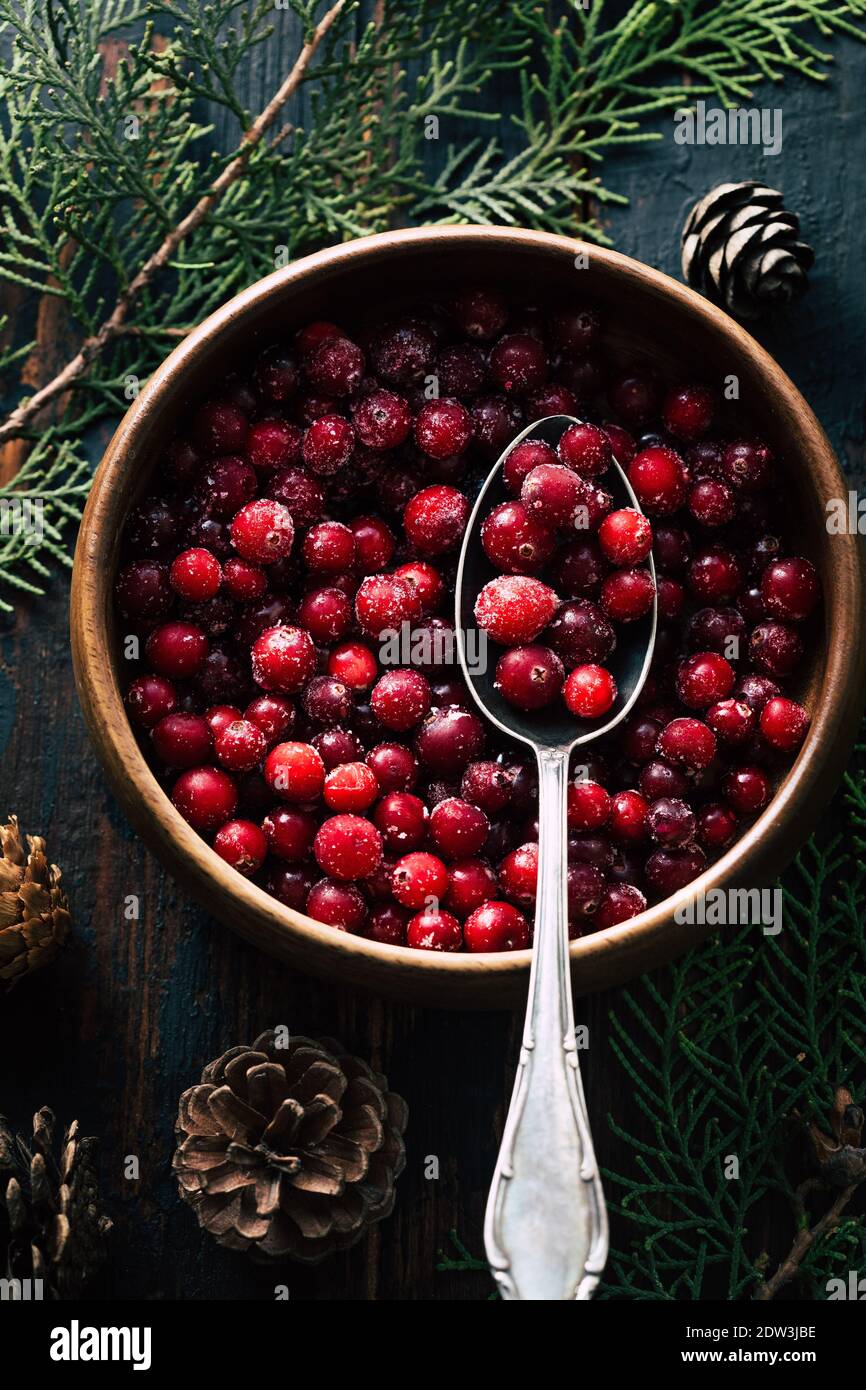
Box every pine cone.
[0,816,71,993]
[173,1029,408,1263]
[0,1107,112,1298]
[681,181,814,320]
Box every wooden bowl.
[70,227,866,1008]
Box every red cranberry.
[471,394,524,458]
[653,524,691,574]
[436,343,487,396]
[243,694,295,743]
[548,305,600,355]
[760,557,820,622]
[554,537,608,595]
[567,779,611,831]
[489,332,547,393]
[254,345,299,402]
[348,516,395,573]
[628,446,688,516]
[639,759,690,800]
[608,370,659,427]
[300,675,352,728]
[657,717,716,772]
[609,790,649,843]
[198,456,257,519]
[597,508,652,565]
[656,578,683,621]
[461,761,511,815]
[445,859,499,918]
[706,698,756,746]
[481,500,554,575]
[311,727,364,770]
[251,625,316,693]
[371,320,436,385]
[306,335,365,395]
[355,573,423,638]
[223,557,267,601]
[127,674,177,729]
[407,908,463,952]
[413,399,471,460]
[688,478,736,528]
[496,645,564,711]
[230,499,294,565]
[212,819,267,875]
[169,548,221,602]
[269,466,325,527]
[734,674,781,713]
[451,285,507,339]
[557,422,612,478]
[721,765,771,814]
[749,621,804,677]
[393,560,444,613]
[172,766,238,830]
[545,600,614,666]
[204,704,242,739]
[646,797,696,847]
[263,740,325,801]
[370,669,431,732]
[268,864,315,910]
[697,802,739,851]
[687,545,743,603]
[391,851,449,909]
[151,713,212,767]
[328,641,379,690]
[213,718,266,772]
[563,664,617,719]
[676,652,735,708]
[463,900,530,952]
[314,813,382,880]
[146,621,209,679]
[415,707,485,777]
[503,438,557,495]
[247,418,301,472]
[520,463,583,528]
[353,389,413,450]
[403,485,470,557]
[620,715,662,764]
[193,400,248,453]
[721,439,772,492]
[475,575,559,645]
[686,606,746,657]
[645,845,707,897]
[262,806,316,862]
[662,384,714,440]
[564,861,604,921]
[366,904,410,946]
[306,878,368,932]
[373,792,428,852]
[366,742,418,791]
[297,587,352,644]
[497,842,538,906]
[595,883,647,929]
[600,567,655,622]
[116,560,173,619]
[126,497,180,555]
[302,415,355,476]
[430,798,489,859]
[759,697,810,751]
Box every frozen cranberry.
[639,760,689,800]
[563,664,617,719]
[759,697,810,752]
[146,621,209,679]
[597,508,652,565]
[706,698,755,746]
[567,779,611,831]
[436,342,487,396]
[126,674,177,729]
[657,717,716,772]
[313,813,382,880]
[503,438,558,495]
[619,715,660,765]
[212,819,267,875]
[347,516,394,574]
[204,704,242,738]
[457,762,509,816]
[295,321,341,359]
[254,345,299,402]
[646,797,696,847]
[451,285,507,339]
[464,901,530,952]
[676,652,735,708]
[243,694,295,743]
[721,439,772,492]
[297,587,352,644]
[653,524,691,573]
[213,718,266,772]
[312,727,364,769]
[628,446,688,516]
[393,561,443,614]
[562,861,603,922]
[688,545,742,603]
[116,560,173,619]
[412,399,470,460]
[251,625,316,693]
[721,765,771,815]
[686,606,746,657]
[645,844,707,897]
[366,904,410,946]
[302,524,356,579]
[469,396,523,461]
[247,418,301,473]
[391,851,449,909]
[548,304,600,354]
[595,883,647,929]
[371,319,436,385]
[444,859,498,918]
[760,557,820,622]
[474,574,559,645]
[126,497,180,555]
[366,742,418,792]
[328,641,379,691]
[195,458,256,524]
[352,389,413,450]
[734,674,781,713]
[600,568,655,622]
[554,537,608,595]
[151,713,212,768]
[266,864,314,910]
[557,422,611,478]
[749,621,804,677]
[373,792,428,852]
[403,485,470,556]
[496,645,564,711]
[608,790,649,845]
[300,675,351,728]
[222,557,266,602]
[608,370,659,427]
[193,400,248,453]
[498,842,538,905]
[697,802,739,851]
[369,669,430,732]
[269,466,325,527]
[481,501,554,575]
[429,798,489,859]
[306,335,365,396]
[172,766,238,830]
[168,548,221,602]
[688,478,736,528]
[489,333,547,393]
[261,806,315,862]
[301,415,354,476]
[407,908,463,952]
[230,499,294,565]
[263,740,325,801]
[656,577,683,621]
[355,573,422,638]
[415,707,485,776]
[662,384,714,440]
[307,878,368,932]
[520,464,582,529]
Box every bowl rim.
[70,224,866,1003]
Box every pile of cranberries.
[116,284,820,953]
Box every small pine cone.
[173,1029,408,1264]
[0,816,71,993]
[0,1107,112,1298]
[681,181,814,320]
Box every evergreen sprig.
[0,0,864,608]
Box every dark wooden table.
[2,11,865,1301]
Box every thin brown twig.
[753,1178,861,1300]
[0,0,347,447]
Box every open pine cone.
[0,1107,112,1298]
[0,816,71,992]
[173,1029,408,1263]
[681,181,814,320]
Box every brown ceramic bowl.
[70,226,866,1008]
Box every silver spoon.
[454,415,657,1301]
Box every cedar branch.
[0,0,347,446]
[753,1178,862,1301]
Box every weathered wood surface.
[1,10,865,1300]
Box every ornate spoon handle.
[484,748,608,1300]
